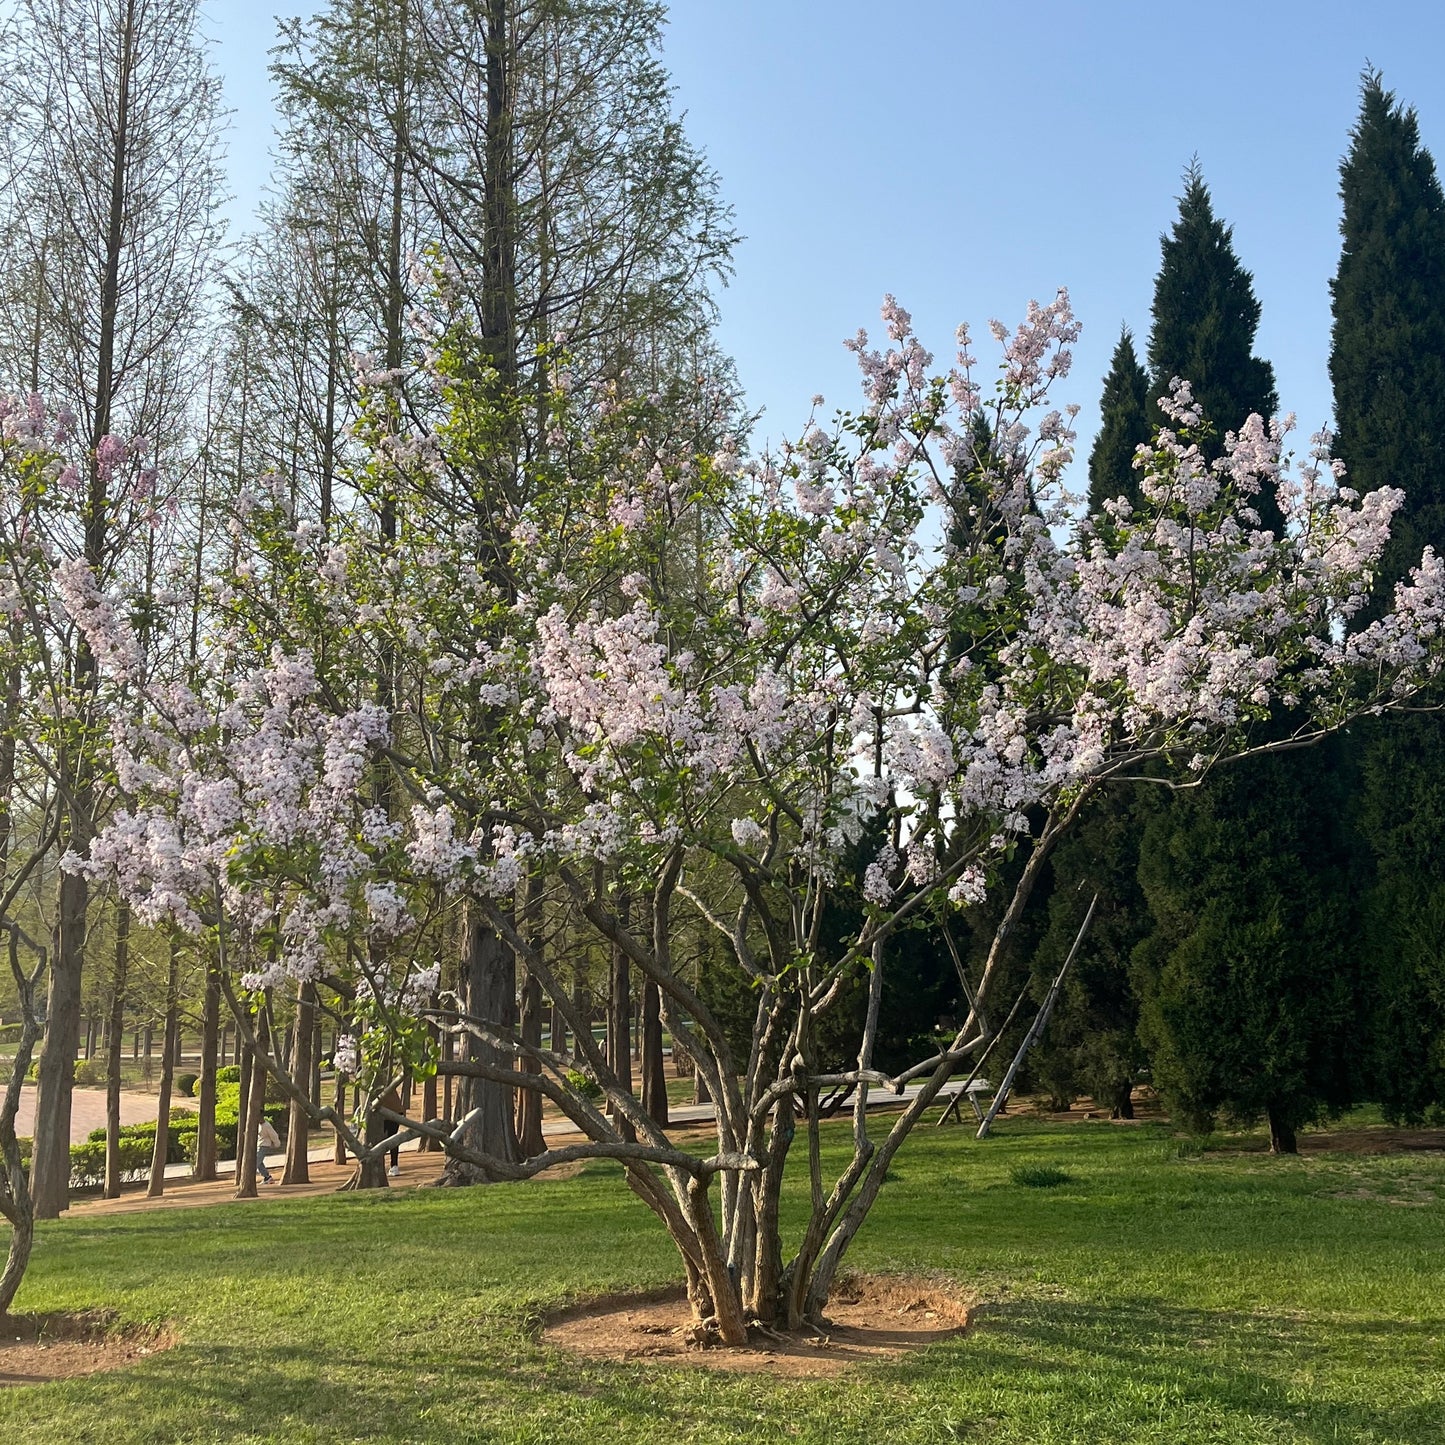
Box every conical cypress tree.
[1331,72,1445,1122]
[1148,165,1279,440]
[1331,72,1445,615]
[1131,170,1360,1150]
[1087,328,1150,512]
[1133,735,1360,1151]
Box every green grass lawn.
[2,1115,1443,1443]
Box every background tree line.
[0,0,743,1220]
[0,0,1441,1264]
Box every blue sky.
[210,0,1445,472]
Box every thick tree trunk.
[515,874,546,1158]
[30,866,87,1218]
[146,942,181,1197]
[235,1007,269,1199]
[282,983,315,1185]
[481,0,518,391]
[1112,1083,1134,1120]
[549,999,566,1055]
[443,903,518,1182]
[515,969,546,1156]
[103,904,130,1198]
[608,896,634,1141]
[641,978,669,1127]
[1267,1107,1298,1155]
[345,1102,390,1190]
[193,966,219,1181]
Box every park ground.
[1,1107,1443,1443]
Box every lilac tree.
[66,295,1445,1343]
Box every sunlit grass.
[2,1112,1442,1442]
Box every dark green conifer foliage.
[1020,335,1155,1115]
[1147,166,1282,534]
[1331,73,1445,1121]
[1130,172,1360,1150]
[1331,73,1445,616]
[1133,738,1360,1152]
[1087,328,1150,512]
[1147,167,1278,443]
[1028,788,1155,1117]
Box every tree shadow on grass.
[915,1294,1445,1443]
[5,1288,1441,1445]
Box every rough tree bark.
[641,978,669,1128]
[608,894,633,1141]
[103,904,130,1197]
[146,939,181,1197]
[1267,1106,1298,1155]
[234,1006,269,1199]
[514,872,546,1158]
[192,963,219,1181]
[442,903,519,1182]
[0,926,45,1319]
[282,982,315,1184]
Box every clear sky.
[209,0,1445,472]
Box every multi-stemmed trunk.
[2,927,47,1318]
[1,1053,37,1316]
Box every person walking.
[256,1116,281,1184]
[377,1085,404,1178]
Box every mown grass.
[2,1114,1443,1443]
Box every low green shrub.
[565,1068,603,1101]
[82,1109,199,1169]
[176,1072,198,1097]
[69,1135,153,1189]
[216,1065,242,1084]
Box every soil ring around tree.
[541,1272,972,1378]
[0,1310,175,1388]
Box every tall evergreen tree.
[1133,739,1360,1152]
[1087,328,1150,512]
[1132,168,1359,1151]
[1331,73,1445,615]
[1331,72,1445,1121]
[1026,332,1154,1116]
[1147,166,1278,443]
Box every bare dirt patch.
[542,1273,971,1377]
[0,1310,174,1388]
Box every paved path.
[13,1085,160,1144]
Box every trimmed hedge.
[59,1090,289,1189]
